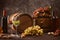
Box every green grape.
[24,27,33,35]
[27,27,33,31]
[31,30,37,35]
[38,29,43,35]
[24,29,29,34]
[33,25,41,30]
[40,31,43,35]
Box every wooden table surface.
[0,33,60,40]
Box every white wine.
[12,20,20,27]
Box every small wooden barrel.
[9,13,33,33]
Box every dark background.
[0,0,60,25]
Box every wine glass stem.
[16,26,17,35]
[33,19,35,26]
[11,24,13,34]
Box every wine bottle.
[1,9,8,34]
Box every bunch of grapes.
[21,25,43,38]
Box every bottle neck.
[3,10,7,17]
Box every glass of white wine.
[12,20,20,37]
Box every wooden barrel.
[9,13,33,33]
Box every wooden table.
[0,33,60,40]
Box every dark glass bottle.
[1,9,8,34]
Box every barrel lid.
[16,14,33,33]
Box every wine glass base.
[14,34,20,37]
[9,34,16,37]
[8,34,20,38]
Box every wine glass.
[8,20,16,37]
[12,20,20,37]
